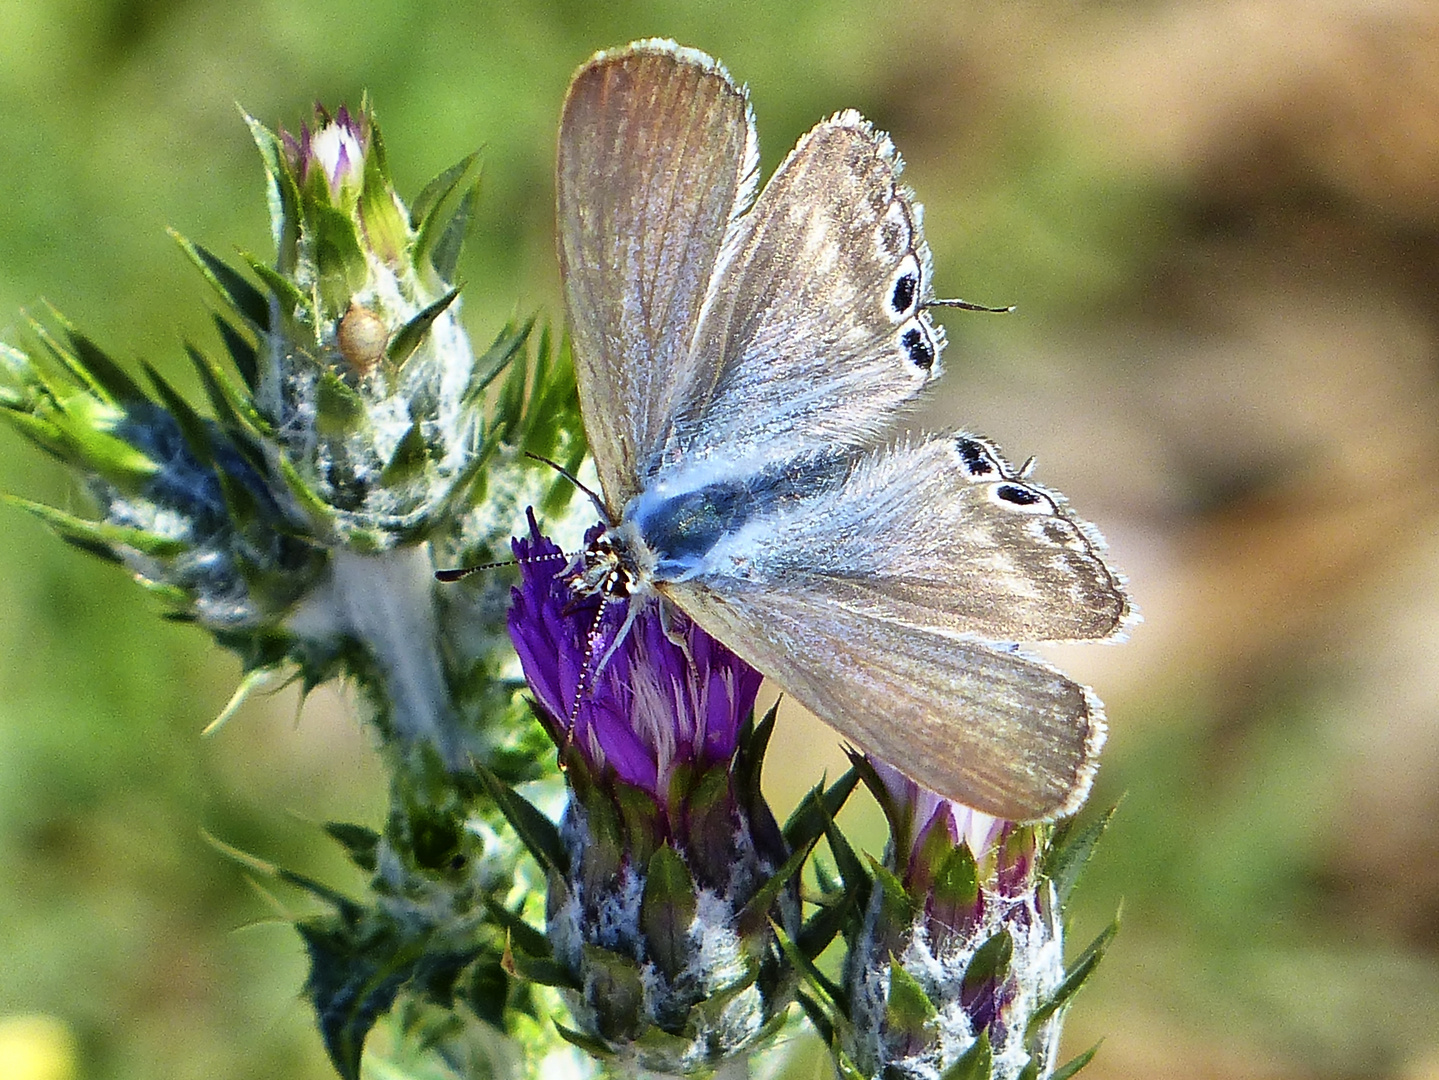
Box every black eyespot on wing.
[955,437,996,478]
[901,326,934,370]
[996,483,1042,506]
[890,272,918,316]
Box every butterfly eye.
[991,483,1055,514]
[898,320,938,372]
[953,436,999,479]
[887,254,922,320]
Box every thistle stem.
[293,544,463,767]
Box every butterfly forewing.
[558,42,757,512]
[697,434,1130,642]
[669,113,946,470]
[665,578,1106,821]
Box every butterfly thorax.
[620,453,850,584]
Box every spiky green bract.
[831,760,1114,1080]
[288,756,568,1080]
[208,766,566,1080]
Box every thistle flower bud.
[284,105,368,203]
[840,760,1111,1080]
[505,518,800,1073]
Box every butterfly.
[552,39,1130,821]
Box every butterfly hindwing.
[663,577,1106,821]
[692,434,1130,643]
[557,41,757,511]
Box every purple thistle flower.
[507,515,763,798]
[506,513,797,1072]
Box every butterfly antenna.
[567,582,645,741]
[434,550,567,583]
[567,592,615,744]
[525,451,609,521]
[926,297,1016,314]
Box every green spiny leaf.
[5,409,159,490]
[214,467,264,530]
[868,856,917,931]
[59,324,148,405]
[359,136,409,266]
[424,436,497,525]
[411,151,478,234]
[480,895,551,962]
[241,253,309,323]
[388,288,460,371]
[796,988,836,1046]
[886,958,937,1036]
[470,761,566,875]
[362,105,390,179]
[429,181,478,282]
[310,202,369,314]
[932,840,980,920]
[733,701,778,804]
[1050,1042,1101,1080]
[848,747,910,855]
[795,900,851,984]
[296,918,411,1080]
[272,454,336,531]
[5,495,185,560]
[1026,916,1118,1037]
[503,943,576,990]
[611,781,660,869]
[315,369,365,435]
[242,110,302,271]
[784,765,859,851]
[735,831,814,937]
[323,822,380,873]
[213,315,260,391]
[141,362,214,467]
[184,344,270,441]
[941,1029,994,1080]
[378,421,430,486]
[464,319,532,407]
[0,408,77,466]
[773,920,846,1019]
[580,943,645,1043]
[1043,805,1115,909]
[962,930,1014,999]
[552,1020,613,1059]
[170,230,271,330]
[641,844,697,982]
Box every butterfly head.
[564,519,656,605]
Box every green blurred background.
[4,1,1439,1077]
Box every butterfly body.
[557,40,1131,821]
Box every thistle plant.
[1,66,1116,1080]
